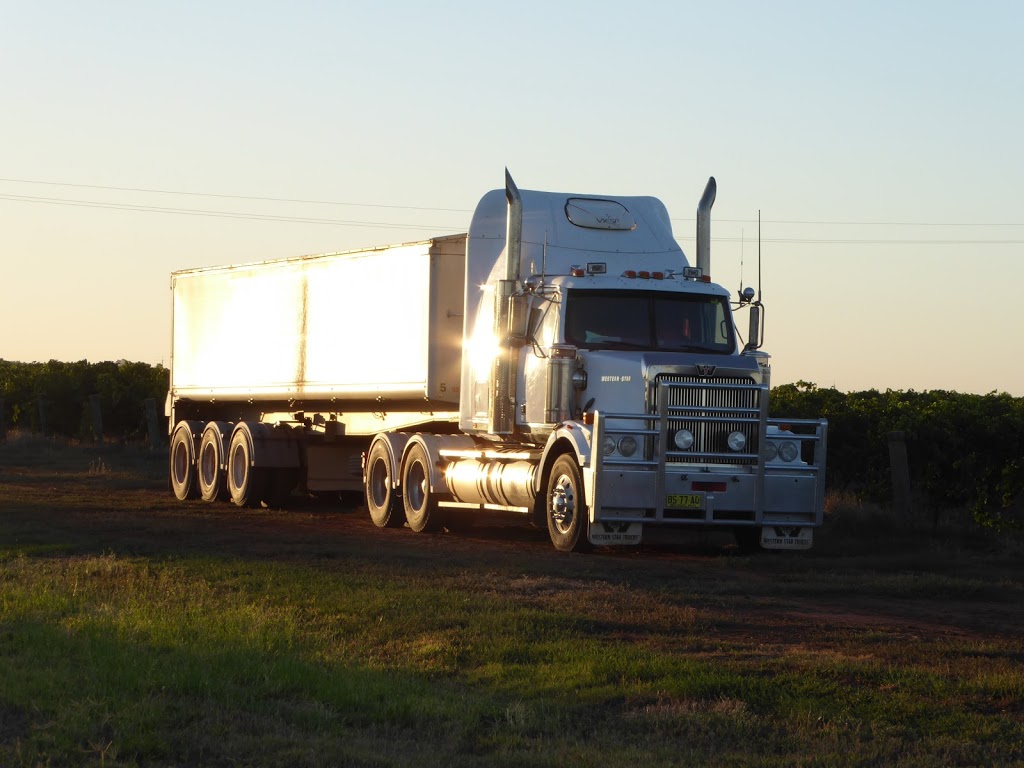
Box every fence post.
[0,397,6,441]
[888,431,912,527]
[144,398,161,448]
[89,394,104,442]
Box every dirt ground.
[5,459,1023,649]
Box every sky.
[2,1,1022,395]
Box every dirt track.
[5,464,1023,649]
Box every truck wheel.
[169,421,201,500]
[402,443,439,532]
[227,426,267,507]
[546,454,591,552]
[366,441,404,528]
[198,422,231,502]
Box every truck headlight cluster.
[764,440,799,462]
[603,435,640,458]
[727,431,747,452]
[617,436,638,457]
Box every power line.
[0,177,472,214]
[0,193,464,231]
[1,186,1023,244]
[2,176,1023,228]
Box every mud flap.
[760,525,813,550]
[588,521,643,546]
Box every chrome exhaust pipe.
[696,177,716,277]
[504,167,523,282]
[489,168,524,434]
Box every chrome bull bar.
[584,379,828,528]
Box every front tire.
[227,425,267,508]
[402,443,439,532]
[366,441,404,528]
[546,454,590,552]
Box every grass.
[1,433,1023,766]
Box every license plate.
[665,493,704,509]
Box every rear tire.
[546,454,590,552]
[169,421,201,501]
[365,441,404,528]
[402,443,439,532]
[197,422,231,502]
[227,426,267,508]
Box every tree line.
[772,381,1024,529]
[0,359,169,443]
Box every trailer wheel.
[546,454,591,552]
[366,441,404,527]
[402,443,439,532]
[169,421,200,500]
[198,422,231,502]
[227,425,267,507]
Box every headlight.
[778,441,799,462]
[673,429,694,450]
[727,431,747,452]
[617,436,638,457]
[764,441,779,461]
[603,436,616,456]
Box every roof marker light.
[623,270,637,278]
[652,271,665,280]
[571,267,585,277]
[638,270,650,279]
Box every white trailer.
[168,171,828,552]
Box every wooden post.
[0,397,6,441]
[888,431,912,526]
[144,398,161,449]
[89,394,104,442]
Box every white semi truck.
[167,172,827,552]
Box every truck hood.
[577,350,766,414]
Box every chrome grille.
[650,375,761,464]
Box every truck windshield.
[563,289,734,353]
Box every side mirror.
[745,304,761,351]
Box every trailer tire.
[546,453,591,552]
[198,422,231,502]
[366,441,404,528]
[169,421,201,501]
[227,425,267,508]
[402,442,439,532]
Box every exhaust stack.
[696,177,717,277]
[488,169,524,435]
[504,168,523,281]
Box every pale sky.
[2,1,1021,395]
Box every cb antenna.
[757,210,763,303]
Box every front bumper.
[583,409,828,530]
